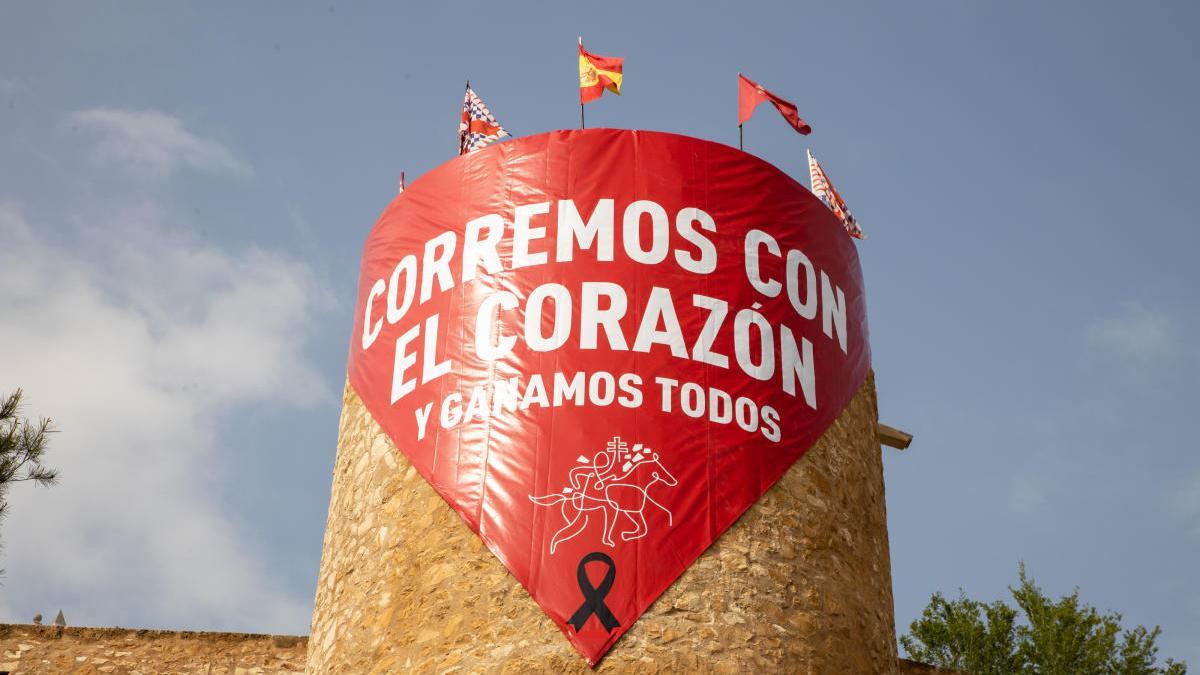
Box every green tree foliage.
[0,388,58,524]
[901,565,1186,674]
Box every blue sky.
[2,0,1197,663]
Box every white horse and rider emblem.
[530,436,678,554]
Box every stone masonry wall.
[0,624,306,674]
[0,625,948,674]
[307,373,898,673]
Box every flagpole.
[739,124,743,150]
[578,36,585,130]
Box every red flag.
[738,73,811,135]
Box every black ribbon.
[567,552,620,633]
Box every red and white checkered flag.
[807,150,864,240]
[459,86,509,155]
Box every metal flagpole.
[739,124,743,150]
[578,37,585,129]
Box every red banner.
[348,129,870,665]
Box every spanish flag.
[579,38,623,104]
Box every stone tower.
[307,129,899,673]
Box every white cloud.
[0,201,328,632]
[69,108,253,179]
[1086,302,1177,363]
